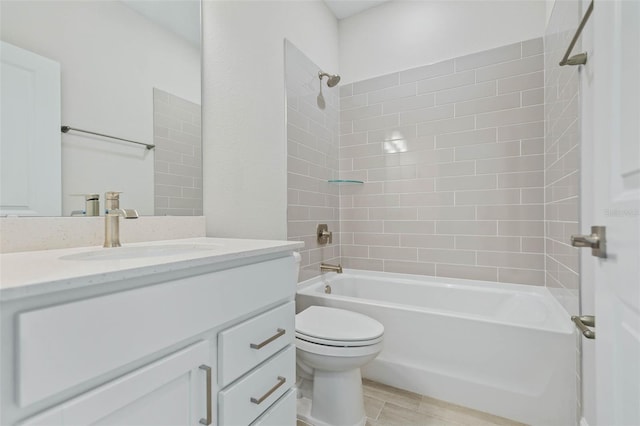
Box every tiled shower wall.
[338,38,546,285]
[544,11,581,315]
[285,41,341,281]
[545,1,583,420]
[153,88,203,216]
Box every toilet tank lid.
[295,306,384,342]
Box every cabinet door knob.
[199,365,212,425]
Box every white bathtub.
[296,269,576,426]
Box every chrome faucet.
[320,262,342,274]
[104,191,138,248]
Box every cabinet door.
[20,341,211,426]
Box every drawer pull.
[250,328,286,350]
[250,376,286,405]
[199,365,212,425]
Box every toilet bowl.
[295,306,384,426]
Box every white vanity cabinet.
[0,239,302,426]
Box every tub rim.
[296,269,574,335]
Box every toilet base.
[296,368,367,426]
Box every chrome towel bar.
[559,0,593,66]
[61,125,155,150]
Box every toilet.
[295,306,384,426]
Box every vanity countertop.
[0,237,303,302]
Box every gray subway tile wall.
[338,38,546,285]
[544,1,583,420]
[153,88,202,216]
[285,41,340,281]
[544,5,581,315]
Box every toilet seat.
[295,306,384,348]
[296,334,384,359]
[296,332,383,347]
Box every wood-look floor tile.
[418,396,526,426]
[376,401,448,426]
[364,395,385,420]
[362,379,422,410]
[299,380,524,426]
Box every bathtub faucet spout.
[320,262,343,274]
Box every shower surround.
[287,38,570,289]
[338,38,545,285]
[286,41,341,281]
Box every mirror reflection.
[0,0,202,217]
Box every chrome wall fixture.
[572,315,596,339]
[318,71,341,87]
[317,71,341,109]
[559,0,593,66]
[320,263,343,274]
[571,225,606,258]
[61,125,155,150]
[317,224,332,244]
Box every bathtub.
[296,269,576,426]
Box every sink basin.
[60,243,224,261]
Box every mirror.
[0,0,201,217]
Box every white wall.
[201,1,339,240]
[546,0,556,27]
[1,1,200,216]
[339,0,547,84]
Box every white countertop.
[0,237,303,302]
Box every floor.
[297,379,526,426]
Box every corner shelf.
[327,179,364,184]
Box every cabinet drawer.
[218,346,295,426]
[250,389,296,426]
[219,301,294,387]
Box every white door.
[592,1,640,424]
[20,341,211,426]
[0,41,61,216]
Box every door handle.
[571,226,606,258]
[572,315,595,339]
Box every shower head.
[319,71,341,88]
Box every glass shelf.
[327,179,364,184]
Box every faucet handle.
[122,209,139,219]
[317,224,333,244]
[105,191,122,200]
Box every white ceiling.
[323,0,391,20]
